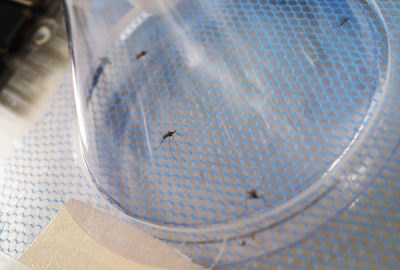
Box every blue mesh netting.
[223,153,400,270]
[0,0,399,268]
[89,0,388,226]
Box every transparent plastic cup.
[64,0,399,268]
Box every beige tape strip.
[19,201,202,270]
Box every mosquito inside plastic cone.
[154,129,180,159]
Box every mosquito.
[154,129,180,158]
[339,17,350,26]
[136,50,148,60]
[246,189,261,199]
[331,17,351,30]
[245,188,271,210]
[236,187,272,220]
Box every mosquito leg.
[260,195,273,208]
[238,193,272,220]
[237,198,249,220]
[168,138,176,160]
[168,138,174,153]
[154,140,164,151]
[171,136,181,148]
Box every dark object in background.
[0,0,64,112]
[0,0,58,54]
[0,1,31,56]
[0,0,32,90]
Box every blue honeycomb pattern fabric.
[0,0,399,269]
[88,0,389,227]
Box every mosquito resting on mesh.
[246,189,261,199]
[237,186,272,219]
[245,188,271,209]
[246,187,272,205]
[339,17,350,26]
[332,17,350,30]
[154,130,180,158]
[136,50,148,60]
